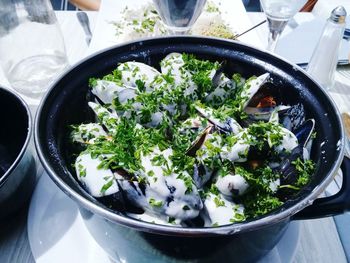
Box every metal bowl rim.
[0,87,32,185]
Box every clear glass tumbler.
[153,0,207,34]
[0,0,68,103]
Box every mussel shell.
[275,145,304,200]
[278,146,303,182]
[97,189,144,214]
[281,103,305,131]
[211,60,227,88]
[193,163,213,188]
[247,144,273,161]
[247,84,279,107]
[181,215,205,228]
[186,125,213,157]
[293,119,315,148]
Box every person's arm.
[69,0,101,10]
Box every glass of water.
[153,0,207,34]
[0,0,68,104]
[259,0,307,51]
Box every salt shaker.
[307,6,347,91]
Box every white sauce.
[91,80,137,104]
[79,54,308,227]
[161,53,188,85]
[139,147,203,220]
[71,123,107,144]
[273,127,298,153]
[75,153,119,197]
[268,109,279,124]
[206,75,233,103]
[215,174,249,197]
[117,61,162,91]
[88,102,119,133]
[220,131,251,162]
[196,133,222,164]
[160,52,197,98]
[204,193,245,226]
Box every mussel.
[194,104,242,134]
[275,119,315,198]
[91,80,137,105]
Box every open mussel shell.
[211,60,227,88]
[293,119,315,148]
[186,125,213,157]
[97,168,145,214]
[275,119,315,199]
[245,81,306,128]
[275,145,304,200]
[244,105,290,122]
[277,145,304,184]
[281,103,305,131]
[194,105,241,134]
[193,163,213,189]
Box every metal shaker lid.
[329,6,347,24]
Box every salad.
[70,53,315,227]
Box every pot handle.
[292,156,350,220]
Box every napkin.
[275,16,350,65]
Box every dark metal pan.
[35,36,350,262]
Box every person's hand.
[69,0,100,10]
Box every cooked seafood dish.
[70,53,316,227]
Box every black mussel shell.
[293,119,315,148]
[281,103,305,131]
[98,190,144,214]
[275,146,304,200]
[211,60,227,88]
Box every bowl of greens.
[35,36,350,262]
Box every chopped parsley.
[292,158,315,187]
[149,198,163,207]
[100,180,114,194]
[214,196,226,207]
[71,53,316,227]
[77,164,86,177]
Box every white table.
[0,10,349,263]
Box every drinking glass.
[153,0,207,34]
[259,0,307,51]
[0,0,68,104]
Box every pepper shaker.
[307,6,347,91]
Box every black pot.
[35,37,350,262]
[0,87,36,219]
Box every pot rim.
[0,87,32,186]
[35,36,345,236]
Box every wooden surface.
[0,10,349,263]
[295,218,347,263]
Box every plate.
[27,173,300,263]
[88,0,263,54]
